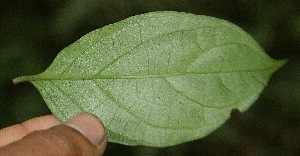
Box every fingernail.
[65,113,106,145]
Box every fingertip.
[65,113,106,146]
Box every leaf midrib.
[13,66,278,84]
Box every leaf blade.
[13,11,286,147]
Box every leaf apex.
[275,59,288,70]
[279,59,288,66]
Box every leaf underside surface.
[13,11,285,147]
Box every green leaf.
[13,11,286,147]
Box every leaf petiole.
[13,75,39,84]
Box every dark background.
[1,0,299,155]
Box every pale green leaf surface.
[13,11,285,147]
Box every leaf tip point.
[277,59,288,68]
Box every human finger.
[0,113,106,156]
[0,115,61,147]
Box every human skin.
[0,113,107,156]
